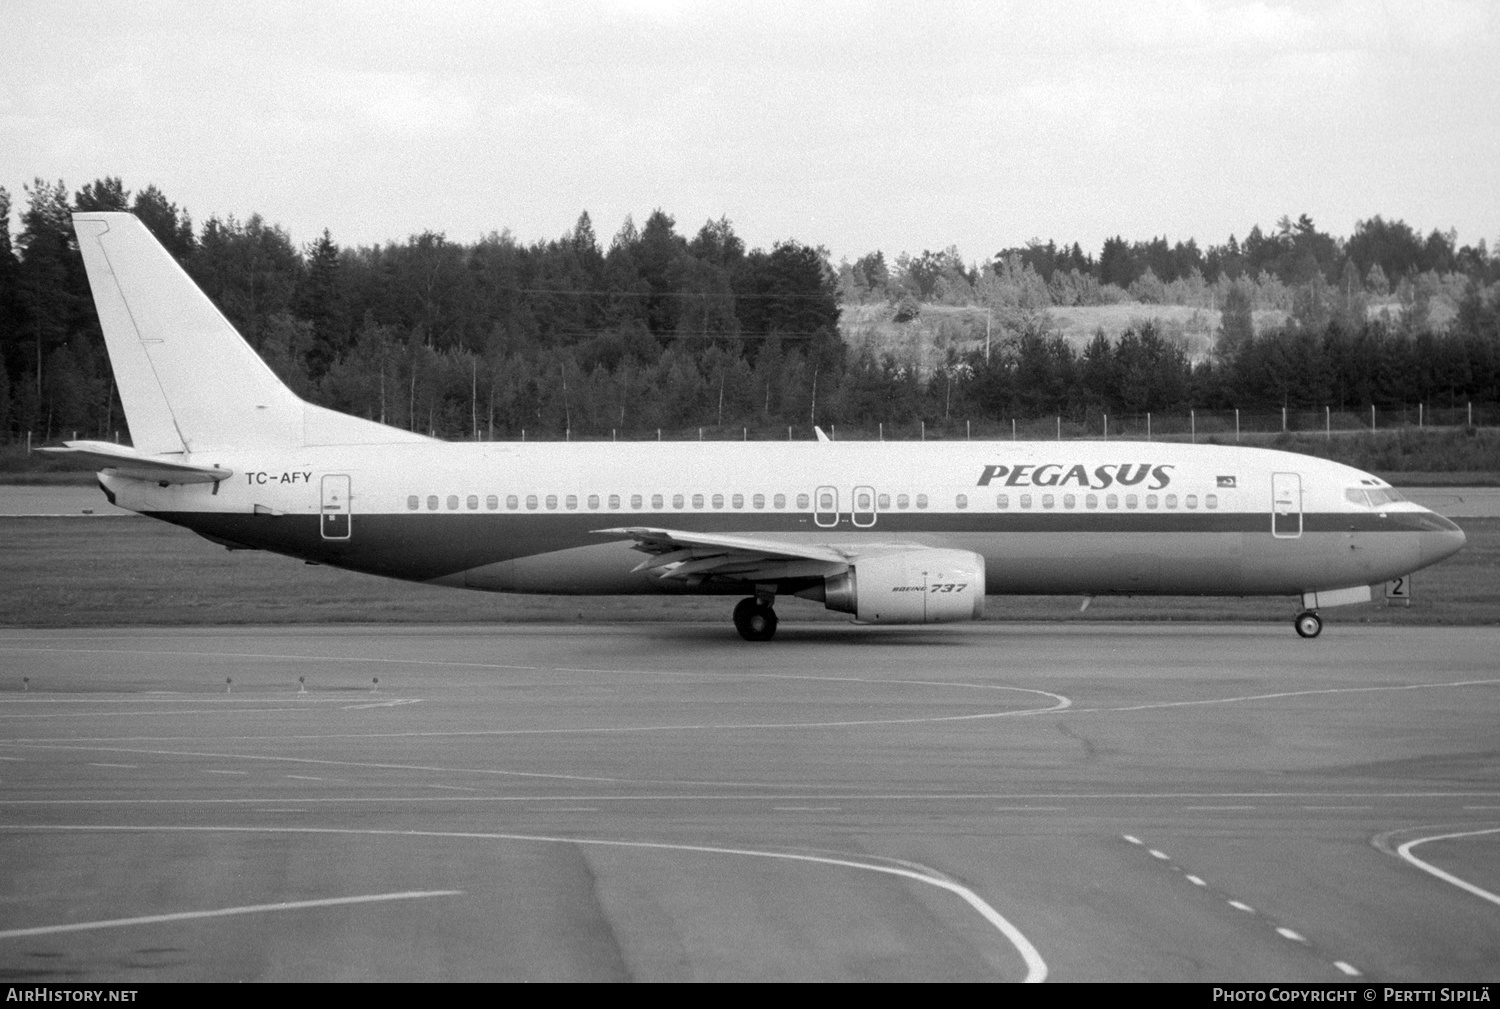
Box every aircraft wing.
[595,526,850,585]
[40,440,233,485]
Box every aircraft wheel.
[1294,611,1323,639]
[733,598,778,641]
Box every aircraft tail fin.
[72,212,427,455]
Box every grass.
[1,515,1494,630]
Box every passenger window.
[525,494,538,510]
[897,494,910,509]
[652,494,664,509]
[797,493,810,509]
[546,495,558,510]
[1086,493,1098,509]
[506,495,519,510]
[673,494,685,509]
[955,494,968,509]
[608,494,621,509]
[1106,494,1118,509]
[447,495,459,510]
[730,494,742,508]
[407,495,419,511]
[628,494,641,509]
[692,494,704,509]
[1185,494,1197,509]
[753,494,765,509]
[877,493,890,509]
[712,494,725,509]
[1063,493,1076,509]
[818,491,833,510]
[1145,494,1157,509]
[774,494,786,508]
[1165,494,1177,509]
[1125,494,1138,509]
[916,494,928,509]
[856,490,872,509]
[466,495,479,510]
[587,494,600,509]
[486,495,498,510]
[996,493,1009,509]
[1042,494,1055,509]
[428,495,439,510]
[1206,494,1218,509]
[1020,494,1032,508]
[565,495,578,510]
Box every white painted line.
[5,824,1048,982]
[527,807,599,812]
[1394,827,1500,908]
[1122,835,1142,844]
[1462,806,1500,810]
[285,775,325,781]
[993,807,1067,811]
[0,756,25,761]
[88,763,138,769]
[774,806,841,812]
[203,769,247,775]
[424,784,480,792]
[1228,900,1256,913]
[1148,849,1171,861]
[1302,805,1373,811]
[1276,927,1308,943]
[1186,875,1207,886]
[1334,961,1362,976]
[0,889,463,939]
[257,809,306,813]
[1185,805,1257,810]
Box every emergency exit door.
[1271,472,1301,538]
[321,474,351,540]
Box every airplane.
[46,212,1468,641]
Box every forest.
[1,176,1498,446]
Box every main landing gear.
[733,597,779,642]
[1294,610,1323,639]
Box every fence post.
[1104,414,1108,440]
[1056,416,1061,441]
[1281,406,1287,432]
[1326,405,1330,439]
[1012,418,1016,441]
[1235,409,1239,442]
[1370,405,1375,431]
[1147,412,1152,442]
[1190,409,1195,444]
[921,421,925,441]
[1419,403,1423,427]
[966,420,970,441]
[1468,402,1473,427]
[879,422,883,441]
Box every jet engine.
[819,549,986,624]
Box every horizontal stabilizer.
[41,441,233,485]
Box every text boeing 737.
[47,213,1467,640]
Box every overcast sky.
[4,0,1497,265]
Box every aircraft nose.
[1418,513,1467,567]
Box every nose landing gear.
[1294,610,1323,639]
[733,597,779,641]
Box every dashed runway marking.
[1123,834,1362,978]
[88,762,137,769]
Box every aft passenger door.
[1271,472,1301,539]
[851,485,877,528]
[321,474,351,540]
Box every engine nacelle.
[821,549,986,624]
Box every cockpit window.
[1346,487,1408,507]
